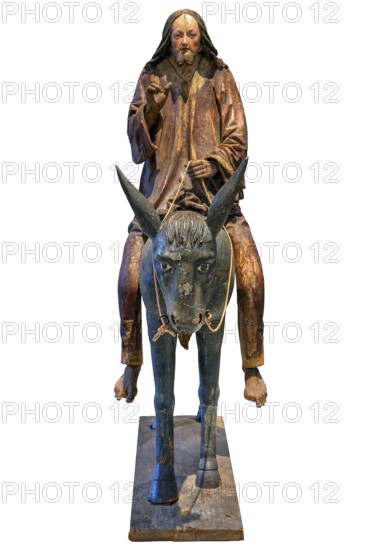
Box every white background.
[0,0,363,548]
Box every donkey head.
[116,158,247,334]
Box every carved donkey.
[116,158,247,505]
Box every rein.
[152,161,233,341]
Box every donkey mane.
[160,211,212,248]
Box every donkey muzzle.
[170,312,203,333]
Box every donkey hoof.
[195,469,221,489]
[149,479,178,504]
[149,464,178,505]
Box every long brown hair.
[143,9,228,72]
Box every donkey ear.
[206,157,248,239]
[115,164,161,239]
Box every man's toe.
[257,392,267,407]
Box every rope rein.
[152,161,233,341]
[200,178,234,333]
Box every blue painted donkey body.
[116,158,247,504]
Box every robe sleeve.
[204,68,248,194]
[127,73,163,164]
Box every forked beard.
[174,50,196,66]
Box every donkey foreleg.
[147,312,178,504]
[195,326,224,489]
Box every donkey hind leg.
[147,312,178,505]
[195,326,224,489]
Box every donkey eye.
[159,262,172,272]
[197,264,209,273]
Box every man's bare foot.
[244,367,267,408]
[114,365,141,403]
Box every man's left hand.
[187,160,218,179]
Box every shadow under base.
[128,415,243,542]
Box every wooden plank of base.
[128,415,244,542]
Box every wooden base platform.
[128,415,243,542]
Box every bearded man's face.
[170,14,201,66]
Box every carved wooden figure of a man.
[114,9,267,407]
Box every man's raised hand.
[145,76,172,125]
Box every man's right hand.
[145,76,172,125]
[114,365,141,403]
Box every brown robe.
[127,56,247,214]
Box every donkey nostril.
[171,315,177,325]
[192,313,203,325]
